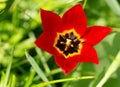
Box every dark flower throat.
[55,31,80,57]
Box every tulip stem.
[32,76,95,87]
[83,0,88,8]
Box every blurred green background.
[0,0,120,87]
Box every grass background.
[0,0,120,87]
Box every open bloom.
[35,4,112,75]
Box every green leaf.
[89,69,106,87]
[96,51,120,87]
[105,0,120,16]
[25,51,51,87]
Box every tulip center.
[54,29,83,58]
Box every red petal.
[54,53,78,75]
[40,9,62,32]
[78,43,99,64]
[83,26,112,45]
[62,4,87,36]
[35,32,56,55]
[54,43,99,74]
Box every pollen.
[54,29,83,58]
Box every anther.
[66,39,71,46]
[71,44,74,47]
[60,42,65,44]
[73,38,78,42]
[64,47,68,51]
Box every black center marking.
[55,32,80,56]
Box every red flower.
[35,4,112,75]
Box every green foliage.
[0,0,120,87]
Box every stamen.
[66,39,71,46]
[73,38,78,42]
[60,42,65,44]
[70,44,74,47]
[64,47,68,51]
[54,29,82,58]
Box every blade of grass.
[3,58,12,87]
[25,51,51,87]
[28,32,55,86]
[32,76,95,87]
[0,72,5,87]
[3,47,14,87]
[11,74,16,87]
[7,74,16,87]
[0,0,14,21]
[35,48,51,73]
[96,51,120,87]
[105,0,120,16]
[25,68,36,87]
[28,32,51,74]
[89,69,106,87]
[29,32,56,87]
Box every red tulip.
[35,4,112,75]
